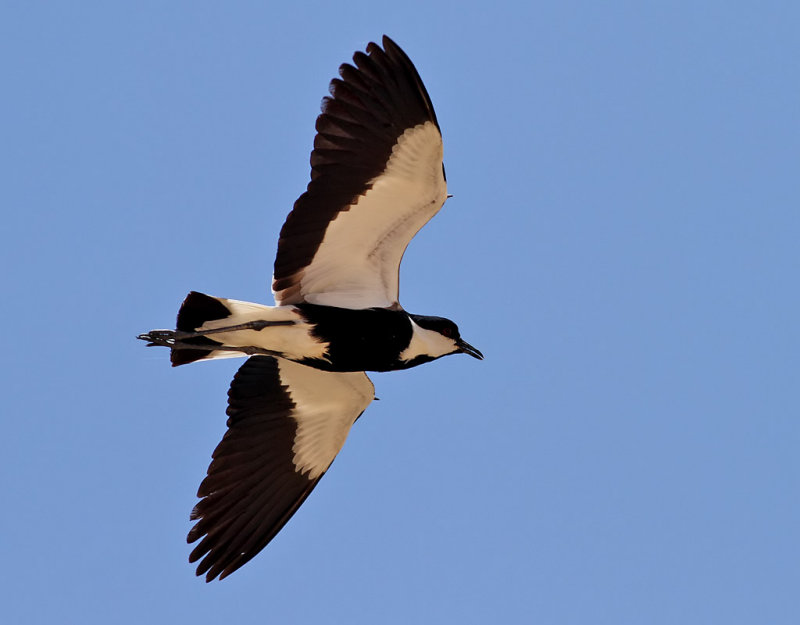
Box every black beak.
[457,338,483,360]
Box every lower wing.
[187,356,374,581]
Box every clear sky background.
[2,2,798,623]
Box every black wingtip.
[380,34,399,52]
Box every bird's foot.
[137,330,182,347]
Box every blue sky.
[2,2,798,623]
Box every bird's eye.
[442,327,453,338]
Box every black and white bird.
[139,35,482,582]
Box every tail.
[171,291,233,366]
[140,292,307,367]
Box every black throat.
[296,304,414,372]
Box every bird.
[138,35,482,582]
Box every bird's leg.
[137,319,297,349]
[137,328,287,359]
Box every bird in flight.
[139,35,482,582]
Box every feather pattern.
[187,356,373,581]
[272,36,446,308]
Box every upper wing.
[187,356,374,581]
[272,35,447,309]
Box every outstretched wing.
[187,356,374,581]
[272,35,447,309]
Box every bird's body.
[139,36,481,581]
[149,291,476,372]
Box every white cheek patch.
[399,319,458,363]
[277,360,374,479]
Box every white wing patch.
[279,121,447,309]
[279,359,375,479]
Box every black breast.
[297,305,412,372]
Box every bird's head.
[402,314,483,364]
